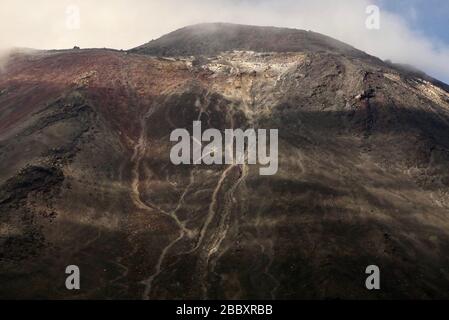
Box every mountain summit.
[131,23,373,59]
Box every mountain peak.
[130,22,372,60]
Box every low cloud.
[0,49,12,73]
[0,0,448,82]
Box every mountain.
[1,23,449,299]
[132,23,372,59]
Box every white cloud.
[0,0,448,82]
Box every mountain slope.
[1,24,449,299]
[131,23,377,60]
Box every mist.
[0,0,448,82]
[0,49,12,73]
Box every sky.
[379,0,449,45]
[0,0,448,83]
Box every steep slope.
[1,24,449,299]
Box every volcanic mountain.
[1,23,449,299]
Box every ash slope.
[1,24,449,299]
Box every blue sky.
[377,0,449,82]
[380,0,449,48]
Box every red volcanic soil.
[0,49,194,142]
